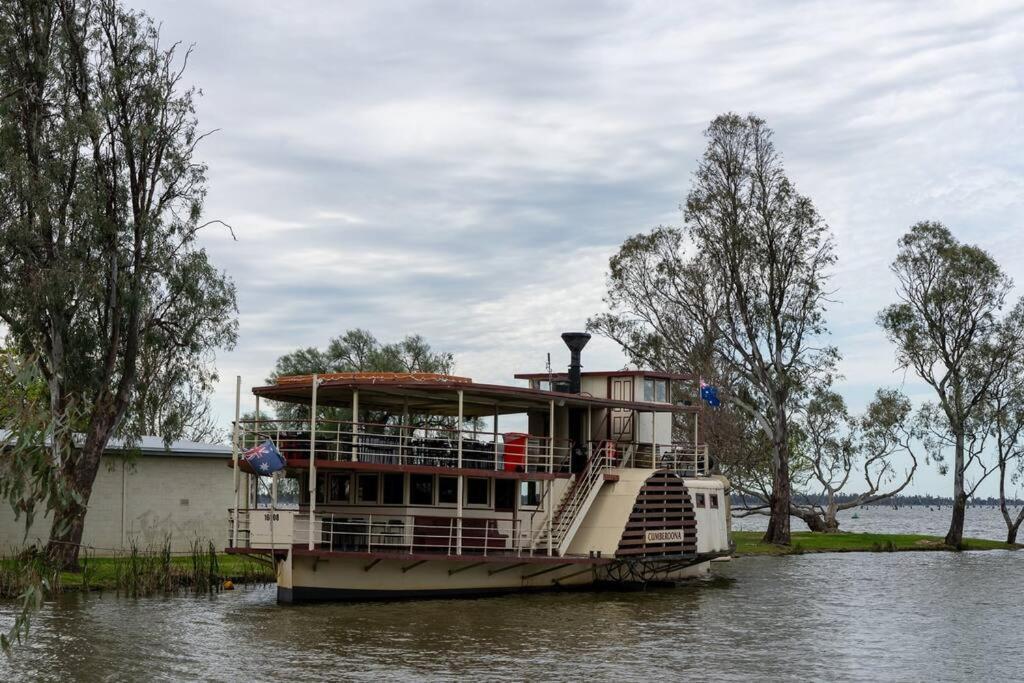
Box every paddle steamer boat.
[227,333,732,602]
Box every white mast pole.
[231,375,241,548]
[351,389,360,462]
[308,374,318,550]
[457,389,464,555]
[547,398,554,556]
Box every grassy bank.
[2,541,275,599]
[733,530,1021,556]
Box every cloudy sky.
[137,0,1024,496]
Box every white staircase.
[533,448,612,556]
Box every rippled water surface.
[2,549,1022,681]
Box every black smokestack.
[562,332,591,474]
[561,332,591,394]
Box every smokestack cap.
[561,332,591,353]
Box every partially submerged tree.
[879,222,1024,546]
[0,0,237,570]
[590,113,838,544]
[790,388,919,532]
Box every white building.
[0,437,233,554]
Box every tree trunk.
[944,432,966,547]
[45,442,105,571]
[763,418,791,545]
[1008,524,1019,546]
[794,509,836,533]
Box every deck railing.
[292,512,536,556]
[237,419,573,474]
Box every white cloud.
[137,0,1024,496]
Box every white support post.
[231,376,241,548]
[586,405,593,461]
[650,411,656,469]
[457,389,464,555]
[493,404,499,471]
[547,399,554,556]
[308,373,318,550]
[694,411,700,472]
[400,397,409,464]
[352,389,360,462]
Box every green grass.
[732,530,1021,556]
[2,546,275,598]
[60,552,275,592]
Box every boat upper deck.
[250,371,699,416]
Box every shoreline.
[732,531,1022,556]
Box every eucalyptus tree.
[590,113,838,544]
[267,329,455,425]
[0,0,237,570]
[981,358,1024,543]
[879,222,1024,546]
[790,388,919,532]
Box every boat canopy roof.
[252,372,697,418]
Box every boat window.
[494,479,516,512]
[382,473,404,504]
[709,493,719,509]
[520,481,541,508]
[410,474,434,506]
[644,378,668,402]
[466,477,490,506]
[437,476,458,505]
[357,474,379,504]
[321,472,339,503]
[695,492,706,508]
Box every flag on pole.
[699,379,721,408]
[243,439,286,475]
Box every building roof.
[253,374,698,416]
[0,430,232,459]
[513,370,694,381]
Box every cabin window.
[520,481,541,508]
[643,378,668,403]
[357,474,379,504]
[437,476,458,505]
[466,477,490,507]
[328,474,350,503]
[494,479,516,512]
[410,474,434,506]
[535,380,552,391]
[695,492,706,508]
[382,473,405,504]
[709,493,719,509]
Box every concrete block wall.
[0,455,234,554]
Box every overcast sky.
[136,0,1024,496]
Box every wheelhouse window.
[466,477,490,507]
[328,473,350,503]
[437,476,458,505]
[410,474,434,506]
[520,481,541,508]
[643,378,668,403]
[356,474,379,504]
[381,473,404,504]
[695,492,706,508]
[709,493,719,509]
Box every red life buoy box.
[503,432,529,472]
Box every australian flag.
[699,380,721,408]
[243,439,286,475]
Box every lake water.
[1,507,1021,681]
[732,504,1022,541]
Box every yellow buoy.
[223,579,234,590]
